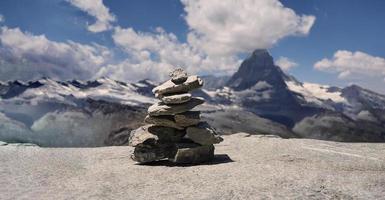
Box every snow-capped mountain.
[1,49,384,146]
[0,77,156,147]
[1,77,156,106]
[203,49,385,141]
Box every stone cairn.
[128,68,223,164]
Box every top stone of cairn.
[170,68,188,84]
[152,74,203,97]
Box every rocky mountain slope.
[1,133,385,200]
[0,49,385,146]
[0,76,293,147]
[204,49,385,142]
[0,78,156,146]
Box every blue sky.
[0,0,384,93]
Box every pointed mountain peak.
[251,49,271,57]
[226,49,285,90]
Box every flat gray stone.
[148,97,205,116]
[129,125,185,147]
[169,68,188,84]
[144,115,184,130]
[148,126,185,142]
[169,143,214,164]
[161,93,191,104]
[152,75,203,96]
[175,111,201,127]
[185,122,224,145]
[128,125,159,147]
[131,143,175,163]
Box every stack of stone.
[129,68,223,164]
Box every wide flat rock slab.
[145,112,200,129]
[148,97,204,116]
[152,75,203,96]
[1,134,385,199]
[161,93,192,104]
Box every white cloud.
[62,0,316,81]
[0,0,316,82]
[182,0,316,56]
[0,14,4,23]
[103,26,240,81]
[276,56,298,71]
[105,0,315,81]
[0,27,112,80]
[67,0,116,32]
[314,50,385,80]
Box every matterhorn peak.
[226,49,284,90]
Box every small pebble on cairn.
[128,68,223,164]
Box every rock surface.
[152,75,203,96]
[185,122,223,145]
[161,93,192,104]
[147,97,205,116]
[129,125,185,146]
[131,143,175,163]
[1,134,385,199]
[170,143,214,164]
[169,68,188,84]
[128,125,159,147]
[174,111,201,127]
[144,115,184,130]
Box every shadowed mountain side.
[200,106,294,138]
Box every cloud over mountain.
[182,0,315,56]
[276,56,298,71]
[0,0,315,82]
[314,50,385,80]
[96,0,315,80]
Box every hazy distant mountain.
[200,75,230,90]
[1,49,384,146]
[0,78,156,147]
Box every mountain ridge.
[0,49,384,146]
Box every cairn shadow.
[137,154,234,167]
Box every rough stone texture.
[148,97,205,116]
[105,127,131,146]
[131,144,174,163]
[161,93,191,104]
[147,126,185,142]
[2,134,385,199]
[174,111,201,127]
[152,75,203,96]
[129,125,185,146]
[144,115,184,130]
[185,122,224,145]
[128,125,158,147]
[169,68,188,84]
[170,143,214,164]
